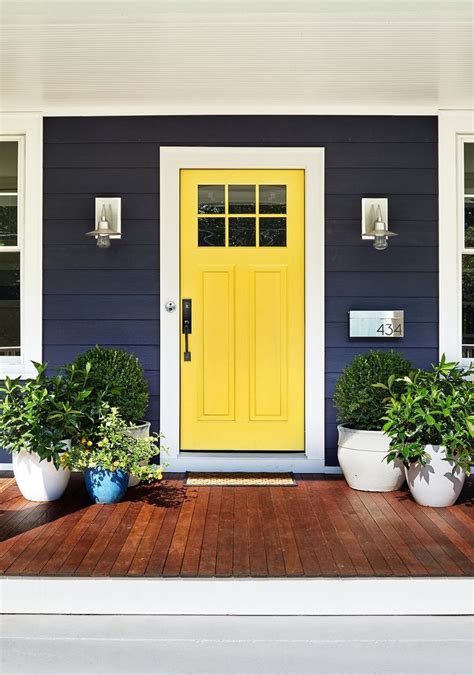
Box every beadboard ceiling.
[0,0,473,115]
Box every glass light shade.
[373,234,388,250]
[96,234,111,248]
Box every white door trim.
[160,147,325,472]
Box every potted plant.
[380,356,474,507]
[61,407,164,504]
[334,350,412,492]
[0,362,93,501]
[72,346,151,486]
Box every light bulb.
[373,234,388,251]
[97,234,111,249]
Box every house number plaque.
[349,310,404,338]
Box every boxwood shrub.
[333,350,412,431]
[72,346,149,426]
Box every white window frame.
[439,111,474,368]
[0,113,42,379]
[160,147,326,473]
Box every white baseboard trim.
[165,453,339,473]
[0,463,12,470]
[1,577,472,616]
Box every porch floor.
[0,473,473,578]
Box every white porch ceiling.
[0,0,473,115]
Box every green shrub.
[379,355,474,474]
[333,350,412,431]
[72,346,149,426]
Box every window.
[197,183,287,247]
[462,143,474,359]
[0,114,42,378]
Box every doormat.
[185,472,296,486]
[0,477,15,494]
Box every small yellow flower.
[81,438,87,445]
[158,473,163,481]
[87,440,93,447]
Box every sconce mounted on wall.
[86,197,122,249]
[361,198,397,251]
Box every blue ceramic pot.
[84,467,129,504]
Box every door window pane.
[0,195,17,247]
[0,252,20,356]
[229,185,255,214]
[259,217,287,247]
[198,185,225,214]
[229,217,256,246]
[259,185,286,214]
[0,142,18,192]
[198,217,225,247]
[462,255,474,358]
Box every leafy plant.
[61,407,164,483]
[0,362,95,468]
[333,350,413,430]
[378,355,474,475]
[71,346,149,426]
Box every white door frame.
[160,147,325,472]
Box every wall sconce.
[361,198,397,251]
[86,197,122,249]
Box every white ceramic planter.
[337,425,405,492]
[405,445,466,507]
[127,421,151,487]
[12,440,72,502]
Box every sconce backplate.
[95,197,122,239]
[361,197,388,239]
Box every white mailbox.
[349,310,404,338]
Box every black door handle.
[182,299,192,362]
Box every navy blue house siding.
[3,116,440,466]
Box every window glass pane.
[198,185,225,214]
[462,255,474,358]
[465,198,474,248]
[0,252,20,356]
[229,185,255,214]
[465,143,474,193]
[0,195,17,247]
[198,217,225,247]
[0,142,18,192]
[229,217,255,246]
[259,185,286,214]
[0,143,18,247]
[259,217,287,247]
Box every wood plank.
[317,484,374,576]
[301,476,356,576]
[127,505,167,576]
[280,486,321,576]
[75,502,131,576]
[215,488,234,577]
[232,487,250,577]
[258,487,286,576]
[382,492,466,576]
[93,502,143,576]
[58,505,110,574]
[246,487,268,577]
[181,487,211,577]
[366,492,433,576]
[162,488,198,577]
[110,504,154,576]
[41,503,107,575]
[411,507,474,569]
[198,486,222,577]
[145,500,183,576]
[270,487,304,576]
[345,488,411,576]
[292,476,339,576]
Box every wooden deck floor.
[0,473,473,578]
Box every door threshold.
[165,452,335,473]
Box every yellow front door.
[180,169,305,451]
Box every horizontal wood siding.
[39,116,437,466]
